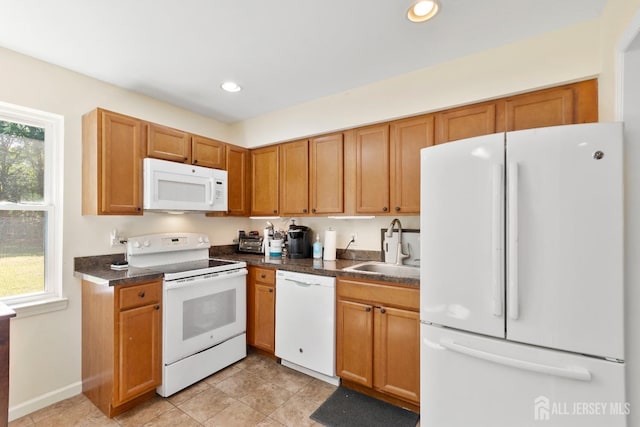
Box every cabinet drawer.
[118,282,161,311]
[337,278,419,311]
[254,267,275,284]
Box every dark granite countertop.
[74,247,420,288]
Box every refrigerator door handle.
[507,162,519,320]
[440,338,592,381]
[491,164,504,317]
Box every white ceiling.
[0,0,606,123]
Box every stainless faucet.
[386,218,409,265]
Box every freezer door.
[421,324,627,427]
[420,133,505,337]
[506,123,624,360]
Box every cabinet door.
[356,124,390,214]
[115,303,161,405]
[226,145,250,216]
[373,306,420,404]
[279,139,309,215]
[99,111,145,215]
[251,146,279,216]
[252,283,276,353]
[435,102,497,144]
[147,123,191,163]
[336,299,374,387]
[310,133,344,215]
[505,87,574,131]
[192,135,225,168]
[390,115,434,214]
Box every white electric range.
[127,233,248,397]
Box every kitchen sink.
[342,261,420,279]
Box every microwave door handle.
[209,178,215,206]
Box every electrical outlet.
[109,229,124,247]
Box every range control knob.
[143,240,150,247]
[198,236,204,244]
[133,241,141,249]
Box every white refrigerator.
[420,123,626,426]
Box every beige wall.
[232,19,601,148]
[3,0,640,420]
[0,46,252,419]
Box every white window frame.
[0,101,66,316]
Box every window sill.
[8,297,69,318]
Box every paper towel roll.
[323,229,337,261]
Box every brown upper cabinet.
[191,135,226,169]
[355,124,391,214]
[82,108,145,215]
[225,145,250,216]
[435,102,499,144]
[389,115,434,214]
[353,117,432,215]
[435,79,597,144]
[279,139,310,216]
[147,124,227,169]
[310,133,344,215]
[146,123,191,163]
[251,145,280,216]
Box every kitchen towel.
[323,228,336,261]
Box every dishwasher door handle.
[284,278,316,287]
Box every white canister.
[269,239,283,257]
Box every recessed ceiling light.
[221,81,242,93]
[407,0,439,23]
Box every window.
[0,101,64,312]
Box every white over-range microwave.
[143,158,228,212]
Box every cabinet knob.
[365,307,372,312]
[260,274,266,279]
[395,206,400,212]
[155,305,160,310]
[184,157,188,161]
[193,159,198,164]
[380,308,386,314]
[136,207,142,212]
[382,207,388,212]
[139,291,146,298]
[303,208,307,213]
[312,208,316,213]
[269,288,273,293]
[273,210,278,214]
[299,348,303,353]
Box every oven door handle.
[164,268,247,290]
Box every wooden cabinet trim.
[118,282,161,311]
[279,139,310,215]
[310,133,345,215]
[337,278,420,311]
[191,135,226,169]
[336,299,374,387]
[146,123,191,163]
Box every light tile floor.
[9,353,339,427]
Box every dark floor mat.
[310,386,419,427]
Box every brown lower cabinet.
[336,277,420,409]
[247,266,276,355]
[82,279,162,417]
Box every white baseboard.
[8,381,82,422]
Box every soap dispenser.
[313,234,323,259]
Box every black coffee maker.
[287,222,312,258]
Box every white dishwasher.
[275,270,340,385]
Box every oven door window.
[183,289,235,340]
